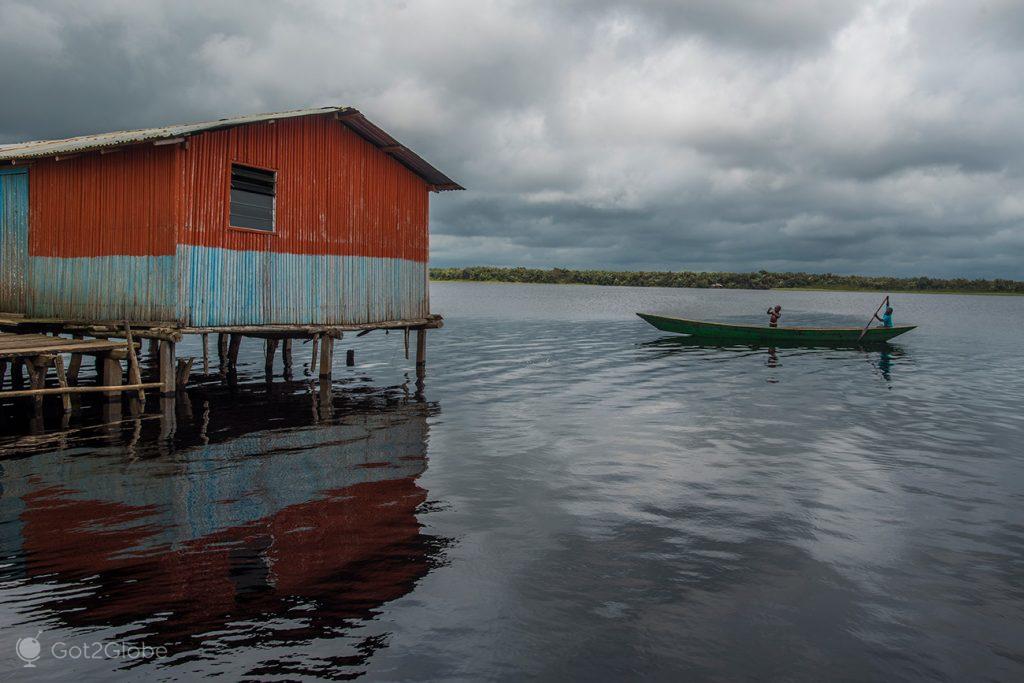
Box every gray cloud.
[0,0,1021,278]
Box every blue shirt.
[881,311,893,327]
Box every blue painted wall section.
[0,169,29,312]
[178,245,428,326]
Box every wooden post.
[53,355,72,413]
[11,358,25,389]
[346,349,355,366]
[67,334,83,385]
[319,335,334,379]
[176,357,194,387]
[309,334,319,375]
[265,338,279,375]
[217,333,229,373]
[159,340,176,395]
[202,333,210,376]
[416,328,427,371]
[29,356,48,410]
[404,328,410,360]
[227,334,242,368]
[101,353,123,399]
[124,323,146,403]
[282,339,293,368]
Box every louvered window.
[230,164,275,231]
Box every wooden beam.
[1,382,162,399]
[153,137,185,146]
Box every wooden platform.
[0,331,156,410]
[0,333,132,359]
[0,313,438,413]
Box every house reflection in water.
[0,386,447,675]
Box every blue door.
[0,168,29,313]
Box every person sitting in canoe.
[766,305,782,328]
[874,305,894,328]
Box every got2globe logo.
[15,631,43,668]
[14,631,168,667]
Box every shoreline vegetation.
[430,267,1024,296]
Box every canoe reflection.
[0,386,447,667]
[639,335,905,382]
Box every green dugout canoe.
[637,312,915,344]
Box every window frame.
[226,161,278,235]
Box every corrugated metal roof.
[0,106,463,191]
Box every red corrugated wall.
[28,145,179,258]
[23,145,180,320]
[179,114,429,261]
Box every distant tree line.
[429,266,1024,294]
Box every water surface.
[1,283,1022,680]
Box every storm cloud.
[1,0,1021,277]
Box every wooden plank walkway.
[0,333,130,358]
[0,332,158,410]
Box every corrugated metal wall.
[23,146,179,320]
[0,169,29,312]
[7,113,432,326]
[178,114,431,325]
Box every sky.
[1,0,1022,279]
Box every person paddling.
[874,304,894,328]
[766,304,782,328]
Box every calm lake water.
[1,282,1023,681]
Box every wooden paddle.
[857,295,890,342]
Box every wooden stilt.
[265,338,279,375]
[53,355,72,413]
[175,357,194,387]
[404,328,410,360]
[124,323,146,403]
[11,359,25,389]
[202,333,210,376]
[282,339,293,368]
[416,328,427,370]
[159,340,176,395]
[319,335,334,379]
[346,349,355,366]
[29,357,47,410]
[101,353,123,399]
[67,335,83,385]
[218,333,228,373]
[67,354,82,385]
[309,334,320,375]
[227,334,242,368]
